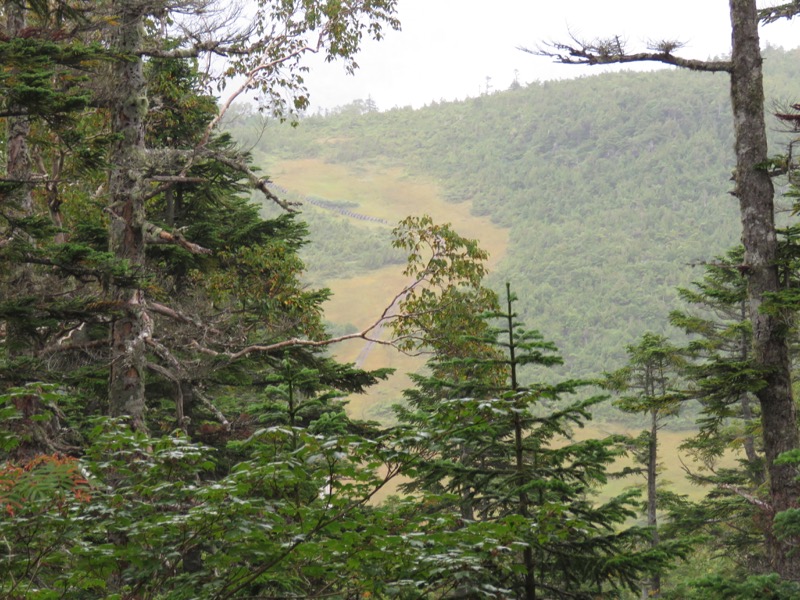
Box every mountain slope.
[226,47,800,378]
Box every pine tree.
[1,0,401,434]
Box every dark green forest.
[227,46,800,378]
[3,0,800,598]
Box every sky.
[295,0,800,112]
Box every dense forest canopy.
[3,0,800,597]
[230,46,800,378]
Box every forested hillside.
[227,46,800,376]
[5,0,800,597]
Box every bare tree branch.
[184,273,425,362]
[148,301,220,334]
[139,39,230,59]
[143,222,212,254]
[146,360,178,382]
[525,35,732,73]
[194,387,230,429]
[42,338,107,355]
[148,175,205,183]
[680,458,771,511]
[188,329,393,362]
[203,151,300,211]
[718,483,773,511]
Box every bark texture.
[107,1,149,431]
[3,1,36,358]
[730,0,800,578]
[647,408,660,598]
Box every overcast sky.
[296,0,800,111]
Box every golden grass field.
[273,157,509,421]
[269,156,730,502]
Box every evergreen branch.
[211,448,407,600]
[201,151,300,212]
[9,254,110,283]
[718,484,772,511]
[680,459,770,511]
[759,1,800,23]
[686,260,748,273]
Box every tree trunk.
[738,299,764,483]
[107,0,149,431]
[507,285,536,600]
[4,0,35,358]
[729,0,800,578]
[647,407,660,598]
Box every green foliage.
[395,285,684,598]
[297,206,406,281]
[0,36,105,123]
[390,214,499,355]
[227,47,800,383]
[773,450,800,542]
[665,573,800,599]
[5,2,800,594]
[603,333,687,596]
[660,250,770,577]
[671,247,765,473]
[246,353,390,433]
[0,406,407,598]
[608,333,685,416]
[229,0,400,118]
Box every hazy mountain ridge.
[226,46,800,377]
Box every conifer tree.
[0,0,401,434]
[533,1,800,575]
[669,247,763,481]
[606,332,685,598]
[397,284,681,598]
